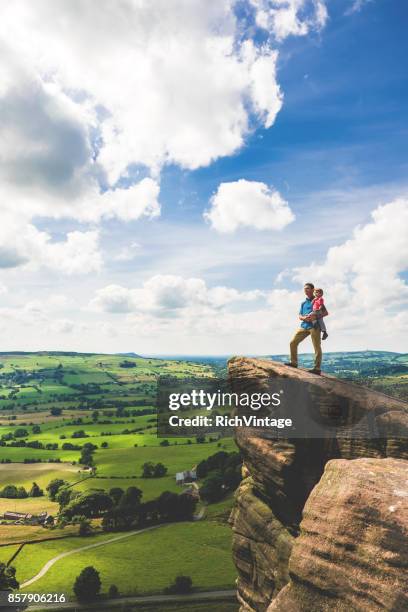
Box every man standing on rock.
[286,282,327,375]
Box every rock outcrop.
[228,358,408,612]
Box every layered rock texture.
[228,358,408,612]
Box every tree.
[165,575,193,594]
[141,462,155,478]
[73,566,101,602]
[0,562,19,591]
[157,491,196,521]
[62,491,113,519]
[119,360,136,368]
[79,446,94,467]
[72,430,88,438]
[92,410,99,422]
[50,407,62,416]
[199,472,224,503]
[120,486,142,507]
[29,482,44,497]
[17,486,28,499]
[153,463,168,477]
[0,485,29,499]
[13,428,28,438]
[78,518,92,537]
[176,492,197,520]
[101,487,143,531]
[46,479,67,501]
[32,424,41,434]
[0,485,18,498]
[56,487,78,508]
[109,487,124,505]
[142,462,167,478]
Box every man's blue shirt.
[299,298,314,329]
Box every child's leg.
[317,316,328,339]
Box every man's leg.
[289,329,310,366]
[310,326,322,370]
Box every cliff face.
[228,358,408,612]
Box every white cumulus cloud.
[0,213,102,274]
[204,179,295,233]
[0,1,285,186]
[250,0,328,41]
[292,197,408,331]
[1,0,312,273]
[90,275,264,315]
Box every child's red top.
[312,296,324,311]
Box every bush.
[29,482,44,497]
[108,584,119,598]
[73,566,101,602]
[14,428,28,438]
[142,461,168,478]
[165,575,193,594]
[0,562,19,591]
[0,485,28,499]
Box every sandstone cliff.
[228,357,408,612]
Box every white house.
[175,469,197,485]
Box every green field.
[0,352,213,413]
[0,544,20,564]
[0,352,238,604]
[0,462,80,489]
[7,521,235,595]
[1,349,404,606]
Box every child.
[312,288,328,340]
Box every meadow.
[0,352,237,601]
[9,520,236,595]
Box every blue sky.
[0,0,407,355]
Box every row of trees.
[0,481,43,499]
[141,462,167,478]
[72,566,193,603]
[102,489,196,532]
[46,478,197,531]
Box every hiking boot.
[308,368,321,375]
[284,362,297,368]
[322,332,328,340]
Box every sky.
[0,0,407,356]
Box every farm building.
[175,469,197,485]
[2,511,48,525]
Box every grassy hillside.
[0,352,238,602]
[10,521,235,595]
[2,349,403,603]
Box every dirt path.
[21,524,163,588]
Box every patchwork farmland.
[0,352,239,604]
